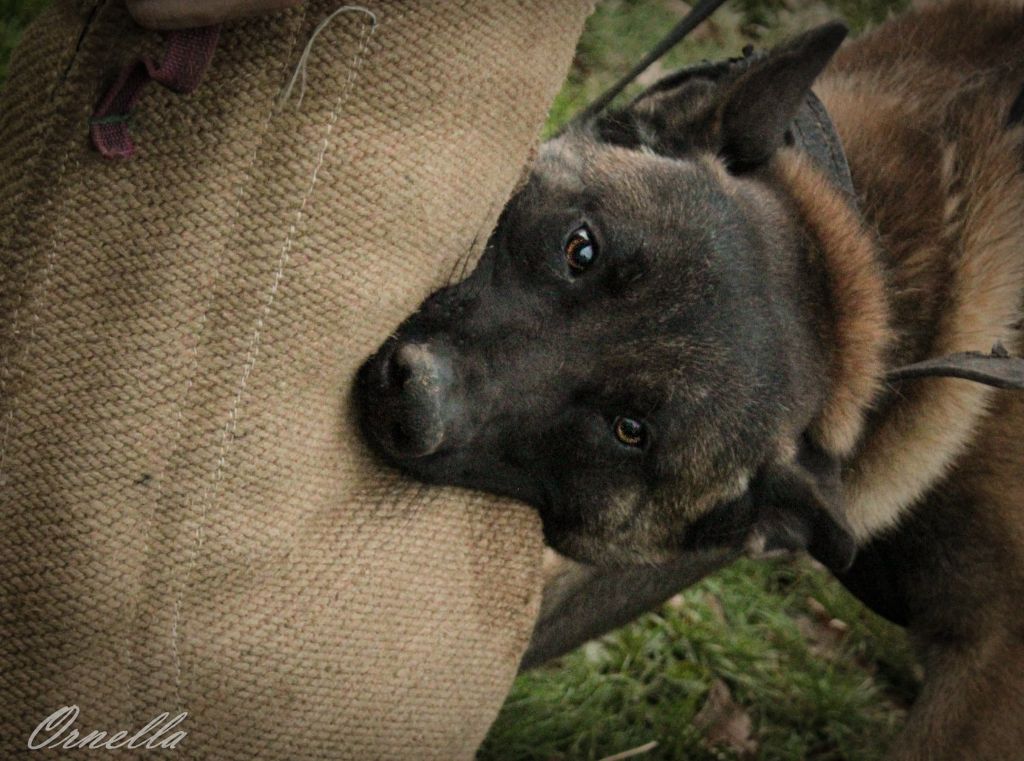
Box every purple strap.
[90,25,221,159]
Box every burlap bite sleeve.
[0,1,590,757]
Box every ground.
[1,1,917,759]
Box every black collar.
[791,92,856,200]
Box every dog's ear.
[746,443,857,573]
[681,439,857,572]
[719,22,847,169]
[596,23,847,166]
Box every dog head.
[356,23,857,570]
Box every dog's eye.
[564,226,596,274]
[612,416,645,447]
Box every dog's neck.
[786,95,890,463]
[775,86,1024,541]
[770,147,893,462]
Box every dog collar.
[791,92,856,200]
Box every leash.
[887,344,1024,390]
[571,0,730,126]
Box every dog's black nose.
[359,341,452,459]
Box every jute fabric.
[0,1,590,757]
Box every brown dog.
[357,2,1024,757]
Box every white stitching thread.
[170,6,375,715]
[166,19,308,710]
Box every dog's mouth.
[355,350,517,486]
[354,339,458,463]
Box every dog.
[356,2,1024,758]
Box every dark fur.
[357,2,1024,757]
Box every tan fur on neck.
[772,149,892,459]
[839,120,1024,540]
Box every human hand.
[127,0,302,30]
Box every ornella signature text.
[28,705,188,750]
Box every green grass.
[483,557,919,761]
[0,0,48,83]
[0,2,920,759]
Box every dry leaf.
[704,593,727,624]
[635,60,670,88]
[597,740,659,761]
[693,679,758,758]
[796,613,847,661]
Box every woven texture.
[0,1,590,757]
